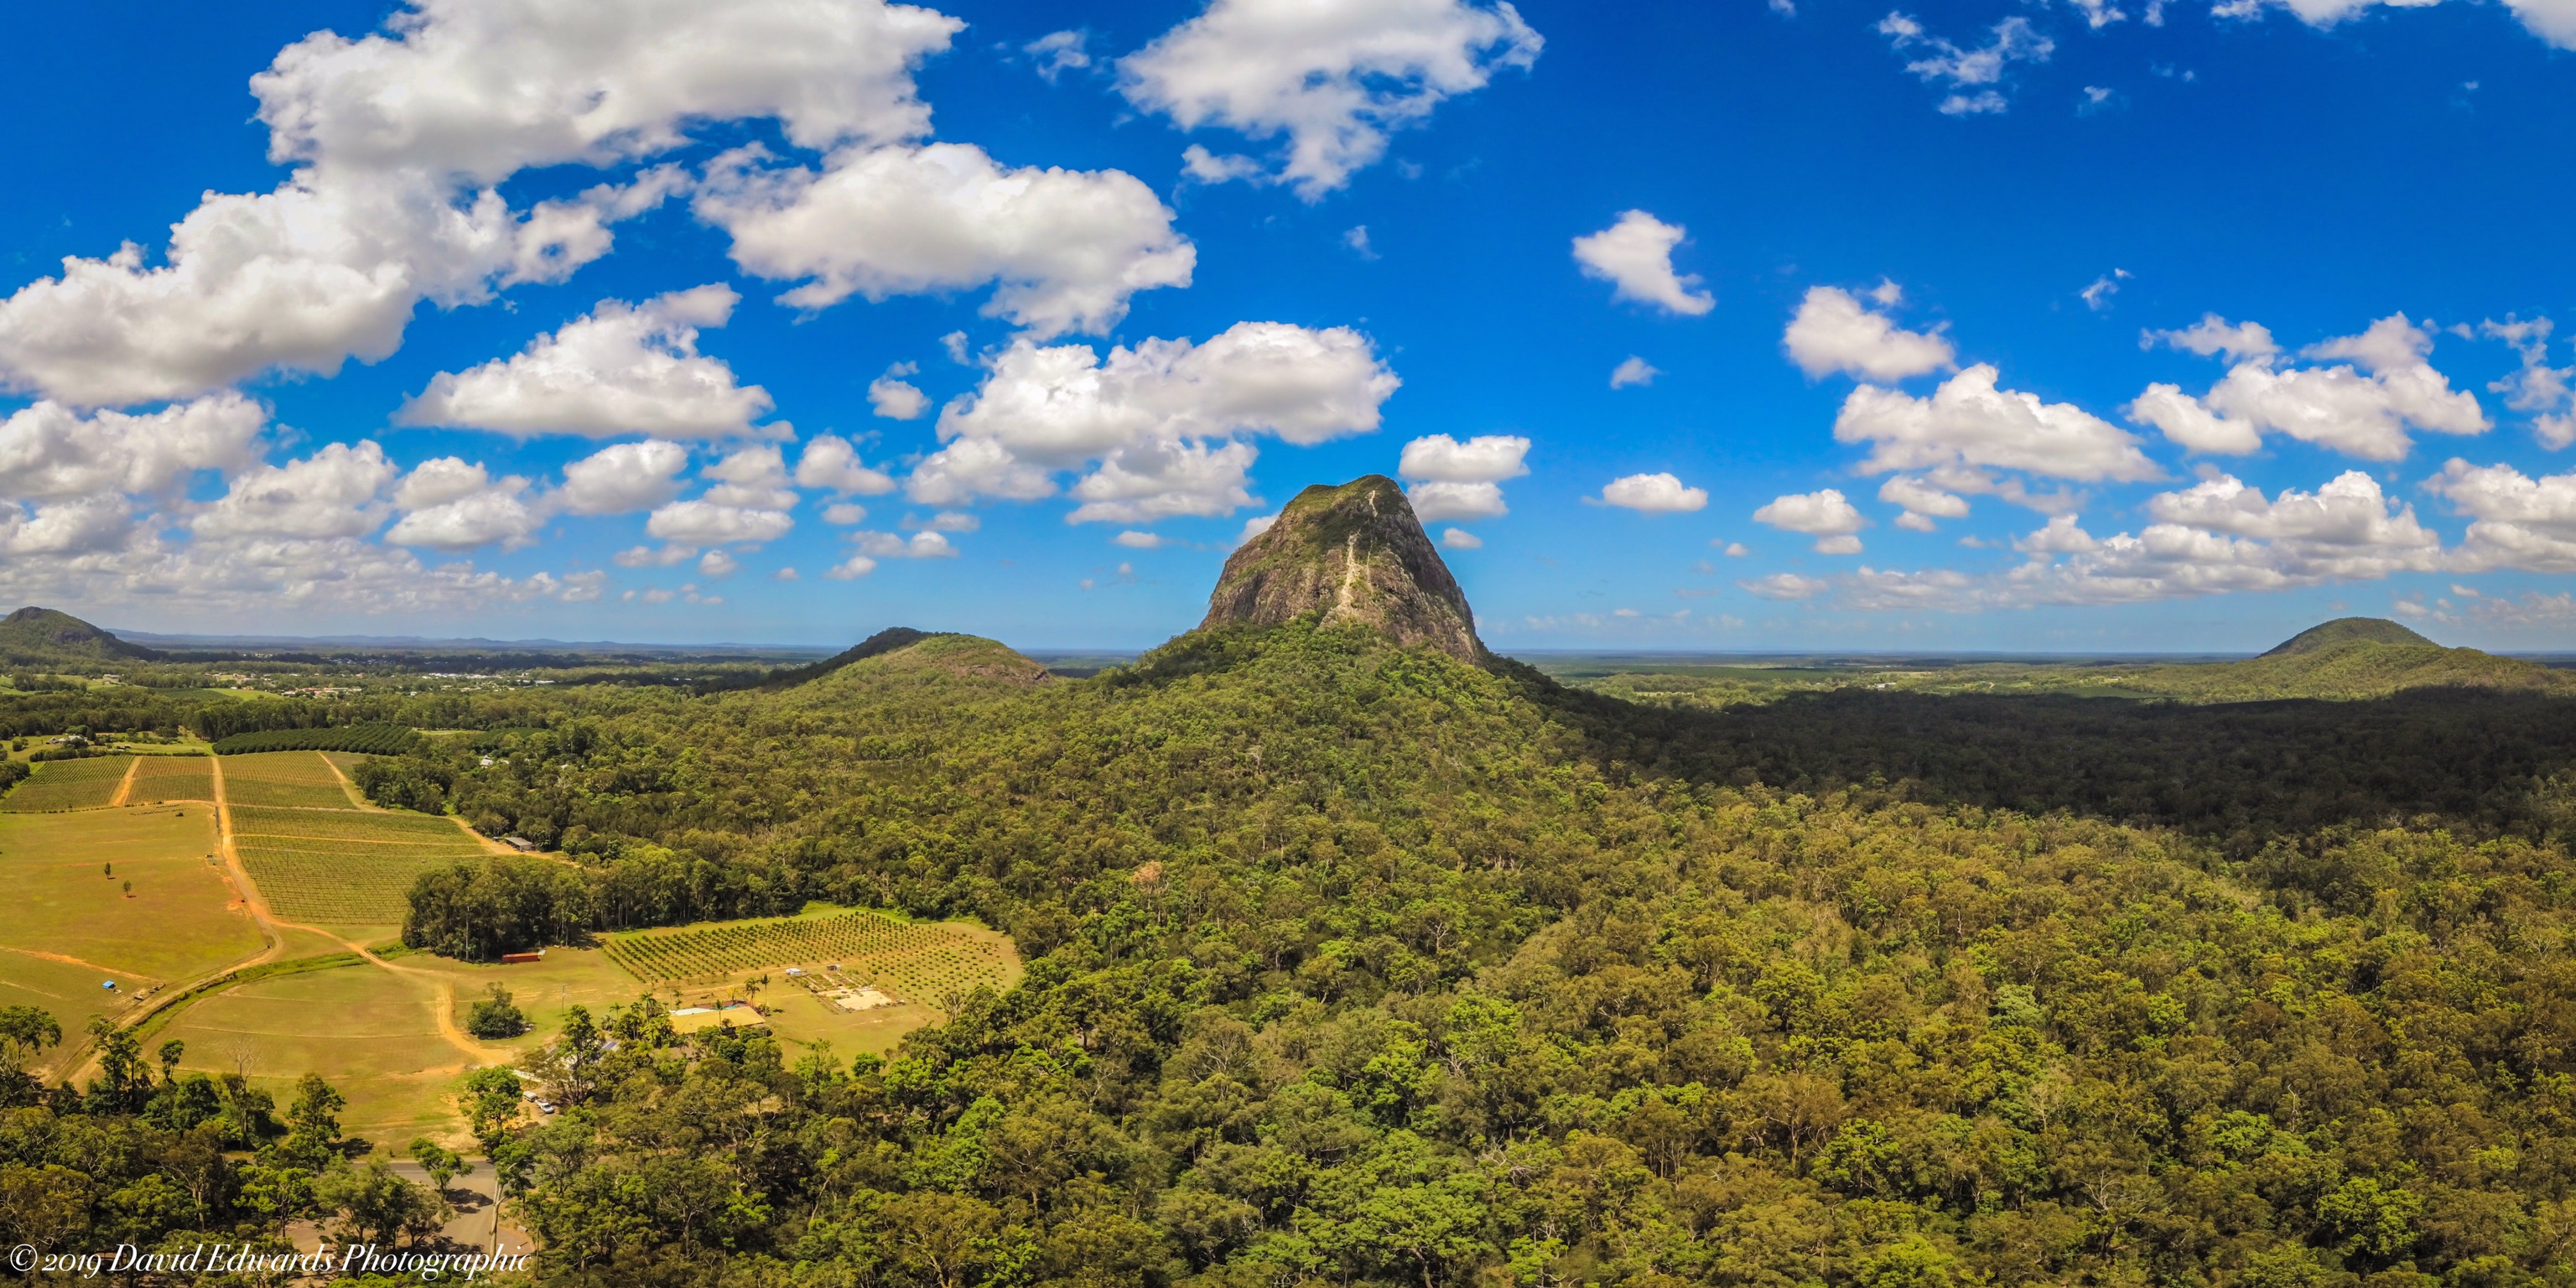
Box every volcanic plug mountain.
[1199,475,1485,663]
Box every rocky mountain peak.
[1199,475,1484,662]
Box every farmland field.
[127,753,216,802]
[605,907,1019,1010]
[220,750,360,809]
[227,804,473,844]
[231,803,487,927]
[164,945,641,1146]
[0,806,261,1060]
[0,754,135,812]
[0,953,144,1071]
[161,960,468,1147]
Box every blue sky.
[3,0,2575,653]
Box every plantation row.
[604,911,1014,1000]
[605,910,958,979]
[222,779,356,810]
[847,942,1015,1010]
[226,805,467,844]
[0,754,132,812]
[231,834,479,857]
[211,724,421,756]
[128,754,215,802]
[222,750,350,785]
[238,842,486,925]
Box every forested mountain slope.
[2262,617,2438,656]
[342,561,2576,1285]
[0,605,163,667]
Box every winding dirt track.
[0,944,154,979]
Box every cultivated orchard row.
[231,797,485,925]
[0,755,133,812]
[604,911,1015,1005]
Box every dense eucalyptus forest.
[10,482,2576,1288]
[364,619,2576,1288]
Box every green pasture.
[758,983,944,1058]
[417,948,651,1043]
[0,806,261,1068]
[162,946,647,1147]
[0,953,146,1071]
[0,806,257,980]
[161,960,468,1147]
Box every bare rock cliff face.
[1199,475,1484,662]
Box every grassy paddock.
[161,961,465,1147]
[0,807,257,980]
[0,806,262,1060]
[166,946,646,1147]
[0,953,148,1068]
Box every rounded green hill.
[2259,616,2437,657]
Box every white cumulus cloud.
[645,501,794,547]
[2427,459,2576,571]
[794,435,898,496]
[695,142,1194,339]
[1754,488,1867,553]
[1842,470,2442,610]
[2132,313,2487,460]
[1877,475,1971,530]
[1119,0,1542,199]
[558,440,691,515]
[911,322,1398,523]
[1572,211,1713,316]
[385,458,544,550]
[2224,0,2576,52]
[1399,433,1530,522]
[1609,356,1659,388]
[1739,572,1829,600]
[1784,285,1954,381]
[191,441,395,540]
[869,363,928,420]
[0,394,268,501]
[1598,472,1709,513]
[397,285,774,439]
[2482,316,2575,449]
[0,0,959,407]
[1836,363,2159,483]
